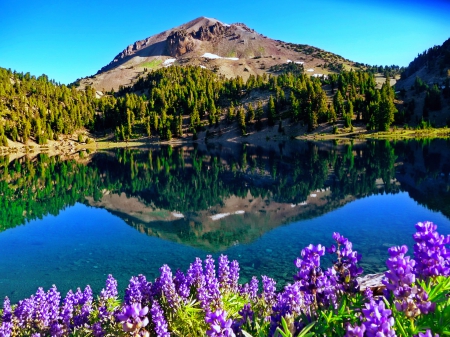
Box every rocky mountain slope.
[78,17,355,91]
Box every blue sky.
[1,0,449,84]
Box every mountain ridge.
[79,16,355,91]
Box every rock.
[166,29,196,57]
[357,273,385,295]
[193,22,227,42]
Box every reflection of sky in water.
[1,192,449,303]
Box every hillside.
[77,17,356,91]
[395,38,450,127]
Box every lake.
[1,139,450,303]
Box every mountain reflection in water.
[1,139,450,302]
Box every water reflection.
[2,140,450,243]
[1,139,450,302]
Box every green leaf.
[281,316,290,334]
[241,330,254,337]
[297,322,316,337]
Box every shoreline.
[0,126,449,158]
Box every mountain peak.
[81,17,354,91]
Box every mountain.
[78,16,355,91]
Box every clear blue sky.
[1,0,449,84]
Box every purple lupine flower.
[100,274,118,300]
[98,275,119,321]
[363,287,374,301]
[345,323,366,337]
[414,287,435,315]
[205,309,235,337]
[218,255,231,292]
[268,281,305,337]
[46,285,61,324]
[205,255,222,310]
[34,287,51,329]
[240,276,259,302]
[330,233,363,293]
[150,300,170,337]
[361,300,396,337]
[137,274,153,306]
[279,282,304,314]
[197,276,211,312]
[14,297,34,329]
[174,269,190,300]
[414,330,439,337]
[12,286,61,332]
[155,265,181,309]
[261,275,277,308]
[239,303,254,324]
[116,303,149,333]
[268,293,290,337]
[49,321,64,337]
[80,286,93,327]
[294,243,336,308]
[124,274,153,306]
[232,303,254,335]
[125,276,144,305]
[0,321,13,337]
[294,244,325,281]
[383,245,434,317]
[384,245,415,296]
[229,260,240,292]
[413,221,450,278]
[91,322,105,337]
[185,257,210,310]
[60,286,94,332]
[186,257,204,288]
[61,290,75,329]
[2,297,12,322]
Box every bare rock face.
[166,22,230,57]
[166,29,196,57]
[193,22,227,41]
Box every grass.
[258,46,265,56]
[298,126,450,141]
[226,50,237,58]
[140,59,163,69]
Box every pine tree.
[290,94,300,121]
[256,101,263,123]
[268,96,276,126]
[190,107,200,131]
[333,90,345,115]
[307,103,317,132]
[246,103,255,123]
[227,102,235,123]
[238,106,246,134]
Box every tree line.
[0,65,400,144]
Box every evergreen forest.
[0,65,401,144]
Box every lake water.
[1,139,450,303]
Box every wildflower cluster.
[0,222,449,336]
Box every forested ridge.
[401,37,450,79]
[0,68,97,145]
[0,64,402,144]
